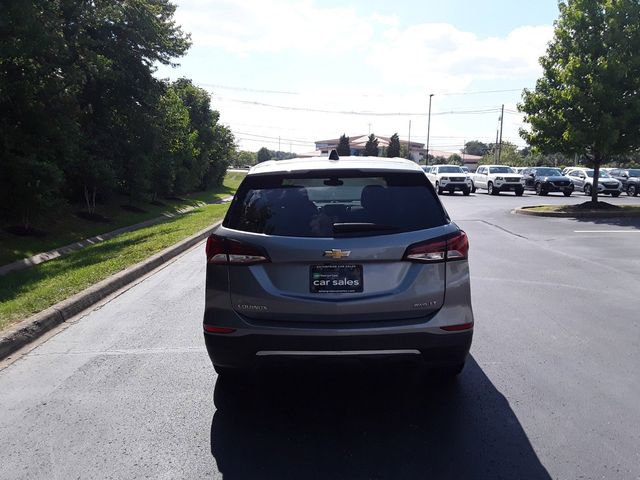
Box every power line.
[198,82,299,95]
[214,96,503,117]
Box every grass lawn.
[0,203,230,331]
[524,204,640,214]
[0,172,245,266]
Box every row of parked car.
[422,164,640,197]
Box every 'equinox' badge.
[323,249,351,259]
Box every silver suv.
[203,154,474,379]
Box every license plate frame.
[310,264,363,293]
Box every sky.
[155,0,561,155]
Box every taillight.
[205,235,270,265]
[403,231,468,263]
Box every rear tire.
[628,184,638,196]
[436,181,443,195]
[470,182,476,193]
[462,187,471,196]
[488,182,498,195]
[584,184,592,196]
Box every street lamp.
[426,93,434,165]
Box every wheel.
[462,187,471,196]
[628,184,638,196]
[515,188,524,197]
[436,181,443,195]
[535,182,544,195]
[488,182,498,195]
[563,190,572,197]
[611,191,621,198]
[584,184,592,196]
[470,182,476,193]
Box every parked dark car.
[520,167,574,196]
[608,168,640,196]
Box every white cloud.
[164,1,554,152]
[174,0,395,55]
[366,24,554,92]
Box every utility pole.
[408,119,412,161]
[462,139,466,166]
[426,93,434,165]
[497,104,504,163]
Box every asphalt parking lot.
[1,192,639,479]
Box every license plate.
[310,264,363,293]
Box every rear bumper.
[204,329,472,368]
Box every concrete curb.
[513,206,640,218]
[0,196,232,277]
[0,221,221,361]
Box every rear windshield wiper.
[332,223,402,233]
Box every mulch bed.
[75,211,112,223]
[3,226,48,237]
[120,204,148,214]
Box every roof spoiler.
[328,149,339,161]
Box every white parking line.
[574,230,640,233]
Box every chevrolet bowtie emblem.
[323,249,351,259]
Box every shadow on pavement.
[210,356,551,480]
[572,215,640,229]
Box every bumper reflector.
[440,322,474,332]
[203,325,236,334]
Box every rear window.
[224,170,448,237]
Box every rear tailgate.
[224,228,455,324]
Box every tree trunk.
[592,159,600,204]
[84,184,91,213]
[91,186,96,214]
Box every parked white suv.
[426,164,473,195]
[472,165,524,196]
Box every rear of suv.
[203,154,474,379]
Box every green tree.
[463,140,490,157]
[149,87,193,199]
[387,133,401,157]
[257,147,272,163]
[336,134,351,156]
[400,144,411,160]
[232,150,258,167]
[480,142,525,166]
[363,134,379,156]
[0,1,77,225]
[519,0,640,203]
[171,78,233,189]
[448,153,463,165]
